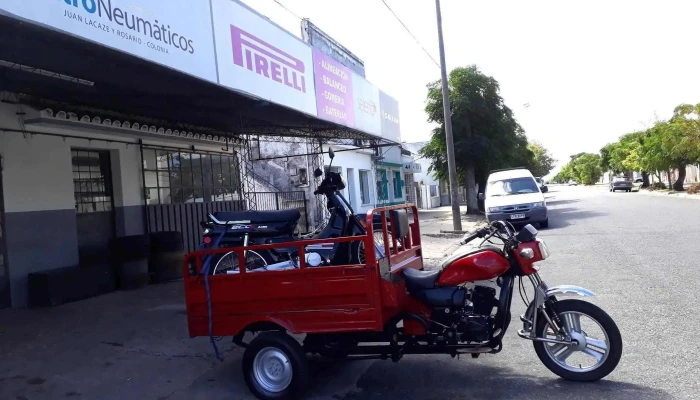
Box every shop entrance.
[72,149,116,266]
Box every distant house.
[403,141,446,209]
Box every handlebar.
[458,220,517,245]
[459,226,490,245]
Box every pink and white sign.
[312,49,354,126]
[211,0,317,115]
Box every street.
[343,185,700,400]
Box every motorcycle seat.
[403,268,441,290]
[211,210,301,225]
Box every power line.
[270,0,302,20]
[379,0,440,68]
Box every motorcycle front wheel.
[533,299,622,382]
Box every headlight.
[538,240,550,259]
[488,206,504,213]
[531,202,545,208]
[203,228,211,235]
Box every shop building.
[0,0,402,308]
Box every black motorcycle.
[200,148,382,274]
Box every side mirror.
[542,186,548,193]
[328,147,335,159]
[313,168,323,178]
[478,193,485,201]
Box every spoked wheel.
[212,250,267,274]
[243,332,309,400]
[533,299,622,382]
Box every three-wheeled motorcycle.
[184,156,622,400]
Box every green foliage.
[601,103,700,191]
[554,153,602,185]
[420,65,546,199]
[527,141,557,177]
[572,153,603,184]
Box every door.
[72,150,116,266]
[0,155,9,308]
[346,168,357,210]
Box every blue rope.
[200,228,227,361]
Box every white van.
[480,168,548,228]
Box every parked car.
[480,168,548,228]
[610,177,633,192]
[534,177,548,193]
[568,180,578,186]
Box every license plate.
[510,213,526,220]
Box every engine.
[428,285,498,344]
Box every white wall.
[0,103,233,213]
[323,145,376,214]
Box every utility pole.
[435,0,462,232]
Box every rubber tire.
[149,251,186,283]
[540,218,549,229]
[149,231,184,252]
[110,235,150,262]
[533,299,622,382]
[243,332,309,400]
[118,259,150,290]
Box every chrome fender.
[521,285,595,331]
[546,285,596,298]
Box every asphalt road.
[342,185,700,400]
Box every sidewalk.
[0,282,370,400]
[417,205,486,266]
[635,188,700,200]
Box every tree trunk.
[641,171,650,188]
[465,164,479,214]
[476,177,487,213]
[673,164,687,191]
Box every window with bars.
[72,150,114,214]
[142,148,242,205]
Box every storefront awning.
[0,15,390,145]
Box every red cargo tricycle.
[184,154,622,400]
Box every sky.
[241,0,700,173]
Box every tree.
[527,141,557,178]
[554,153,602,185]
[665,104,700,190]
[420,65,535,213]
[572,153,603,185]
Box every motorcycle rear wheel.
[533,299,622,382]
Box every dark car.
[610,177,633,192]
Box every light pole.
[435,0,462,231]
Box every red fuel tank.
[437,249,510,285]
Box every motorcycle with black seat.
[397,220,623,381]
[199,148,383,274]
[305,220,622,383]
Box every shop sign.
[352,73,381,136]
[312,49,354,126]
[0,0,217,82]
[379,90,401,143]
[211,0,317,116]
[403,162,422,173]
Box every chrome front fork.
[517,273,571,345]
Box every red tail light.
[203,236,212,244]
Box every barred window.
[142,148,241,205]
